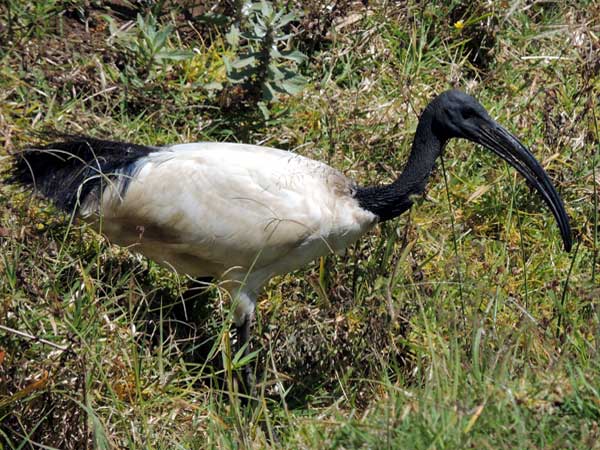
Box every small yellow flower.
[454,20,465,30]
[36,223,45,230]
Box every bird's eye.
[462,108,477,120]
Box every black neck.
[355,105,445,221]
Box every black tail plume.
[10,136,159,212]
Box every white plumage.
[88,143,376,325]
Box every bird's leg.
[235,310,256,393]
[232,288,257,395]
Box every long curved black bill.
[476,123,572,252]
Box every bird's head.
[428,89,572,252]
[430,90,493,140]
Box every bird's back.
[98,142,376,279]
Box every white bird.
[11,90,572,387]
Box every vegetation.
[0,0,598,448]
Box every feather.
[10,136,159,211]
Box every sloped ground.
[1,1,599,448]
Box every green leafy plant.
[105,13,193,84]
[223,1,307,116]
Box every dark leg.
[235,311,256,395]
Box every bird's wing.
[92,143,370,276]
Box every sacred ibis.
[11,90,572,386]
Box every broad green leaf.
[240,31,263,41]
[260,0,272,17]
[274,12,297,29]
[262,82,276,101]
[253,21,267,37]
[136,14,146,31]
[277,75,306,95]
[153,29,169,52]
[269,79,288,94]
[257,101,270,119]
[267,64,284,81]
[276,49,307,63]
[230,55,257,69]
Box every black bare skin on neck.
[11,137,159,212]
[355,99,444,221]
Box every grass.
[0,0,599,448]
